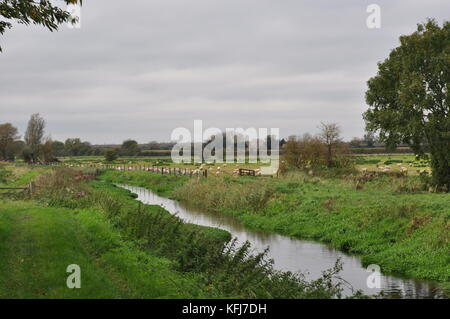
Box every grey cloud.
[0,0,449,143]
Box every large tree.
[0,122,19,160]
[0,0,82,52]
[64,138,92,156]
[120,139,141,156]
[364,19,449,189]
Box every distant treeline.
[52,140,177,157]
[0,114,413,163]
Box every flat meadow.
[1,153,448,297]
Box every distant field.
[354,154,431,175]
[55,153,431,176]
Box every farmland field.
[0,153,448,298]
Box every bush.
[282,134,354,171]
[105,149,118,162]
[174,177,274,214]
[0,164,11,183]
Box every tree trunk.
[430,146,450,191]
[327,144,333,168]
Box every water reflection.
[119,184,446,299]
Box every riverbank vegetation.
[100,168,450,292]
[0,165,356,298]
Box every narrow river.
[119,184,445,299]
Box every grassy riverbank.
[0,166,351,298]
[100,169,450,291]
[0,200,206,298]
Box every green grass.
[100,169,450,292]
[99,169,189,197]
[0,165,48,194]
[8,166,351,299]
[0,200,205,298]
[353,154,431,174]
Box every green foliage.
[104,149,119,162]
[174,177,274,214]
[120,139,141,156]
[101,169,188,196]
[0,164,10,183]
[30,167,350,298]
[64,138,93,156]
[0,201,205,298]
[0,0,82,52]
[364,19,450,189]
[111,169,450,287]
[0,123,20,160]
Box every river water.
[119,184,445,299]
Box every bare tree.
[24,113,46,163]
[318,122,342,168]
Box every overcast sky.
[0,0,448,144]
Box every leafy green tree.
[364,20,449,189]
[120,139,141,156]
[0,122,19,160]
[51,140,66,157]
[0,0,82,52]
[40,138,55,164]
[64,138,92,156]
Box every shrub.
[105,149,119,162]
[174,177,274,214]
[282,134,354,171]
[0,164,11,183]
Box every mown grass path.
[0,201,202,298]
